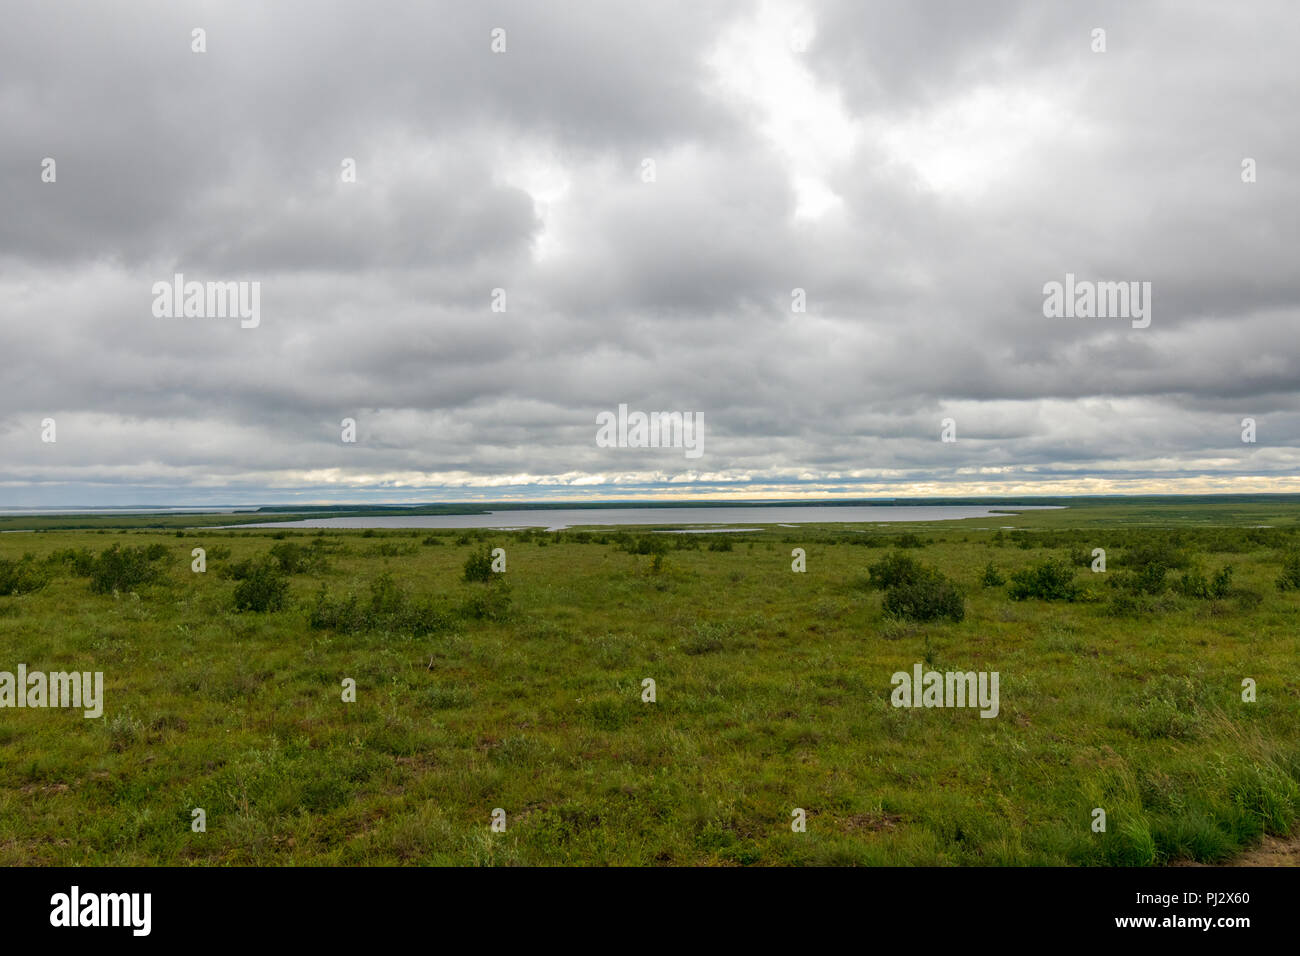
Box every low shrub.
[89,544,166,594]
[1174,564,1234,600]
[309,574,452,635]
[463,552,494,583]
[45,547,95,576]
[268,541,329,574]
[620,535,669,555]
[231,559,289,612]
[1276,551,1300,591]
[1007,560,1080,601]
[882,567,965,622]
[0,555,49,596]
[867,551,924,590]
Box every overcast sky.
[2,0,1298,507]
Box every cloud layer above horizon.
[2,0,1298,506]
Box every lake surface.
[224,505,1063,531]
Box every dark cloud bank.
[2,0,1297,506]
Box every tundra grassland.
[1,502,1297,865]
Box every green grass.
[1,507,1298,865]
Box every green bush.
[1007,560,1080,601]
[1133,563,1168,595]
[463,552,494,583]
[1174,566,1211,599]
[268,542,306,574]
[45,547,95,576]
[1174,564,1234,599]
[231,559,289,612]
[867,551,924,590]
[368,571,405,617]
[980,562,1005,587]
[1109,562,1170,595]
[1104,592,1146,617]
[308,576,451,635]
[1210,565,1233,599]
[1276,551,1300,591]
[308,587,365,633]
[1121,540,1192,572]
[89,544,166,594]
[621,535,670,555]
[224,557,257,580]
[882,567,965,622]
[458,585,512,621]
[0,555,49,596]
[1066,547,1094,568]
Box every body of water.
[223,504,1063,531]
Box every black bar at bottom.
[0,865,1282,943]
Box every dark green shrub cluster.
[268,541,330,573]
[868,551,964,622]
[1104,592,1162,617]
[706,538,733,552]
[309,573,452,634]
[45,547,95,576]
[1276,551,1300,591]
[980,562,1005,587]
[867,551,924,590]
[882,568,965,622]
[619,535,669,555]
[1120,540,1192,572]
[226,541,328,581]
[1173,564,1233,599]
[463,551,495,582]
[231,558,289,612]
[1109,563,1169,596]
[1007,560,1080,601]
[366,540,419,557]
[89,544,167,594]
[224,558,258,580]
[1066,547,1095,568]
[0,555,49,595]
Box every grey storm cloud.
[1,0,1298,506]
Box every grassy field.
[1,501,1298,865]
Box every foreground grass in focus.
[1,508,1298,865]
